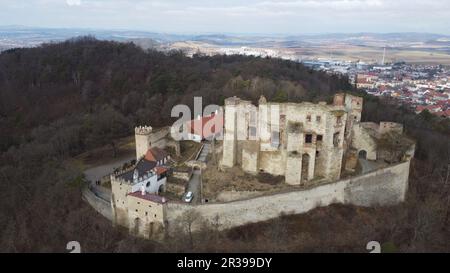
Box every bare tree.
[180,209,202,249]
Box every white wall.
[131,174,166,194]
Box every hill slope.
[0,38,448,252]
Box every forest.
[0,37,448,252]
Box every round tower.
[135,126,153,160]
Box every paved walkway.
[185,143,210,204]
[187,169,202,204]
[84,155,134,201]
[196,143,210,162]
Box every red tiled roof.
[128,191,168,204]
[357,78,371,84]
[187,113,223,138]
[436,110,450,117]
[154,166,168,175]
[416,105,441,113]
[144,147,168,162]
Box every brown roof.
[144,147,168,162]
[128,191,168,204]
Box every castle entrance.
[134,217,141,235]
[359,150,367,160]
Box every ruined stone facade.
[221,93,411,186]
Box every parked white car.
[183,191,194,203]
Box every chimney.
[140,185,146,196]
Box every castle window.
[305,134,313,144]
[145,212,148,216]
[271,131,280,148]
[306,115,311,122]
[154,214,157,218]
[135,209,138,212]
[316,151,320,157]
[137,202,140,205]
[333,132,340,147]
[316,116,321,123]
[146,182,150,187]
[249,126,257,137]
[317,135,323,142]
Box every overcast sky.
[1,0,449,35]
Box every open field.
[288,44,450,64]
[170,40,450,65]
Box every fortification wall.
[149,127,171,148]
[82,187,113,221]
[165,159,411,233]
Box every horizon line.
[1,25,449,38]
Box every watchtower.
[135,126,153,160]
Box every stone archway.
[158,184,164,194]
[301,153,310,182]
[358,150,367,160]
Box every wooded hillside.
[0,38,448,252]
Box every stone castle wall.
[88,158,412,238]
[111,176,133,227]
[165,159,411,233]
[82,186,113,221]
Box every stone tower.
[135,126,153,160]
[222,97,239,167]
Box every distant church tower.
[135,126,153,160]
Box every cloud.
[66,0,82,6]
[0,0,449,34]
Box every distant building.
[356,74,377,89]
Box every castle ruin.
[84,93,415,240]
[221,93,414,185]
